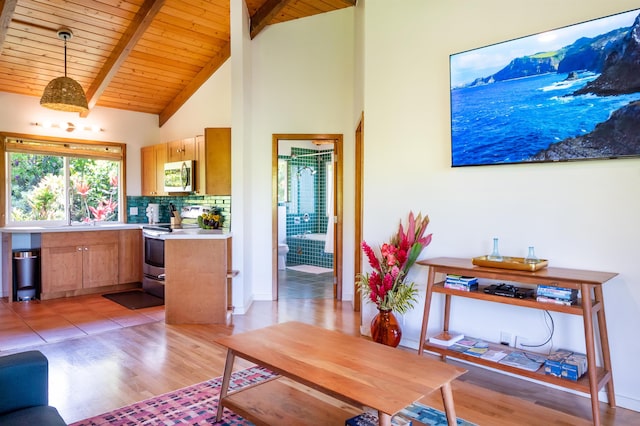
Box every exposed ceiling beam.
[0,0,18,55]
[80,0,166,117]
[159,41,231,127]
[250,0,291,39]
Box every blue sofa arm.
[0,350,49,414]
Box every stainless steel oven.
[142,225,171,299]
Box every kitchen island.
[163,230,233,325]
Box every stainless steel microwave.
[164,160,194,192]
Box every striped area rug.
[71,366,275,425]
[71,365,474,426]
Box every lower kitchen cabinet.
[118,229,142,284]
[41,231,120,299]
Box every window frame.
[1,132,127,227]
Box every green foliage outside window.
[10,153,119,223]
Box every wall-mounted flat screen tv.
[450,8,640,167]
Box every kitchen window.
[3,133,125,227]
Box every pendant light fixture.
[40,29,89,113]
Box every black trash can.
[13,250,40,301]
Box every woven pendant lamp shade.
[40,76,89,113]
[40,29,89,114]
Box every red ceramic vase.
[370,308,402,347]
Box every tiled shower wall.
[281,147,333,268]
[126,195,231,232]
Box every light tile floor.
[278,268,334,299]
[0,293,164,353]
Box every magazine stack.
[444,274,478,291]
[536,285,578,305]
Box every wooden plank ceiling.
[0,0,355,126]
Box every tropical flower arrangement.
[358,212,432,314]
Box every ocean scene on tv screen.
[450,9,640,167]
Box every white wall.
[245,8,356,302]
[363,0,640,411]
[159,60,232,142]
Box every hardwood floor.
[0,294,637,425]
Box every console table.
[215,321,466,426]
[417,257,617,426]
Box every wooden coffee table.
[215,321,466,425]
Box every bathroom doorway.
[272,134,343,300]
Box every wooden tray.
[472,255,548,271]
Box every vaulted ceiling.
[0,0,356,126]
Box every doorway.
[272,134,343,300]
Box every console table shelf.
[433,282,594,315]
[417,257,618,426]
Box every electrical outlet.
[130,207,138,215]
[500,331,517,347]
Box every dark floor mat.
[102,290,164,310]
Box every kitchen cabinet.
[118,229,142,284]
[167,137,196,163]
[195,128,231,195]
[141,143,167,196]
[41,231,119,298]
[165,235,232,325]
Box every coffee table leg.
[215,349,236,422]
[441,382,457,426]
[377,411,392,426]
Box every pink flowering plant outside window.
[357,212,432,314]
[70,159,119,223]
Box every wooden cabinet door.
[167,138,196,162]
[41,245,83,293]
[182,137,196,160]
[198,128,231,195]
[118,229,142,284]
[83,241,119,288]
[141,144,167,195]
[141,145,157,195]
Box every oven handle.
[144,273,165,281]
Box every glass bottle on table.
[487,237,503,261]
[524,246,539,264]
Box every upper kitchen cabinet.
[141,144,167,196]
[196,128,231,195]
[167,137,196,163]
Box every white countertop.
[0,224,231,239]
[0,224,142,233]
[163,229,231,239]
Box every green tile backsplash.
[127,195,231,231]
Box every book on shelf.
[455,336,482,348]
[428,331,464,346]
[445,274,478,284]
[536,295,576,306]
[498,351,547,372]
[443,282,478,291]
[537,285,578,300]
[480,349,509,362]
[464,346,489,357]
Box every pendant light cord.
[63,36,68,78]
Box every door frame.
[272,134,343,300]
[354,113,364,312]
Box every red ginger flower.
[357,211,432,314]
